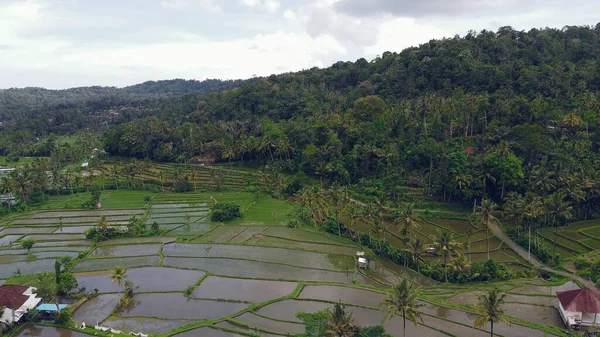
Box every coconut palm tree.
[379,279,424,337]
[474,290,511,337]
[545,192,572,255]
[370,220,387,251]
[448,254,471,281]
[404,236,424,272]
[110,266,129,289]
[465,226,474,261]
[394,203,421,240]
[475,199,499,261]
[431,229,462,282]
[324,302,356,337]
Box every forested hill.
[0,78,241,120]
[3,24,600,219]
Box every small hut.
[356,251,368,269]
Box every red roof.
[0,285,29,310]
[557,288,600,313]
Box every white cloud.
[160,0,222,12]
[364,17,450,56]
[283,9,295,19]
[239,0,280,12]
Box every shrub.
[210,202,242,222]
[21,238,36,252]
[82,189,101,209]
[173,176,193,193]
[54,308,72,326]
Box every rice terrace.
[3,20,600,337]
[0,159,596,337]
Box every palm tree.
[109,166,120,190]
[475,199,499,261]
[465,227,474,261]
[394,203,421,239]
[404,236,424,272]
[545,192,573,255]
[431,229,462,282]
[370,220,386,250]
[448,253,471,278]
[379,279,424,337]
[110,266,129,289]
[474,290,511,337]
[324,302,356,337]
[157,171,165,192]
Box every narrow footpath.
[488,221,600,292]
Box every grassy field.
[0,188,570,337]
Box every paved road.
[487,221,600,292]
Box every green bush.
[54,307,72,326]
[210,202,242,222]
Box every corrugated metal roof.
[557,288,600,313]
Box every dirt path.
[487,221,600,292]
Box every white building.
[0,285,42,329]
[557,288,600,329]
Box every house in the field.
[0,285,42,330]
[557,288,600,329]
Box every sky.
[1,0,599,89]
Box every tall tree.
[431,229,462,282]
[379,279,424,337]
[475,199,499,261]
[110,266,129,289]
[473,290,511,337]
[324,302,356,337]
[545,192,573,255]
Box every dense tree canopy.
[2,24,600,221]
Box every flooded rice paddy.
[0,194,570,337]
[121,293,249,319]
[77,267,205,293]
[193,276,297,302]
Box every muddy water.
[163,257,358,283]
[384,314,483,337]
[0,259,56,278]
[90,244,161,257]
[163,243,354,270]
[193,276,297,302]
[175,327,250,337]
[73,293,120,323]
[121,293,248,319]
[1,227,58,234]
[215,321,283,337]
[13,326,90,337]
[54,226,93,234]
[31,210,144,218]
[235,312,305,335]
[256,299,385,326]
[74,255,159,272]
[503,303,563,327]
[77,267,205,293]
[256,299,330,321]
[0,234,21,246]
[418,302,559,337]
[104,317,194,334]
[299,285,383,308]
